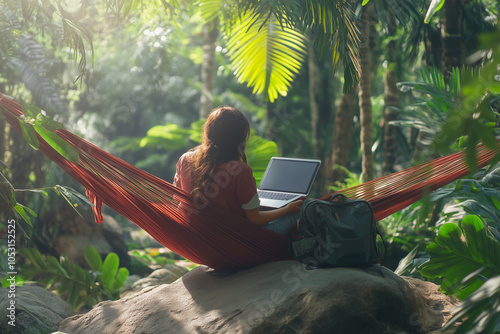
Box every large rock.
[121,264,189,297]
[59,261,454,333]
[403,277,458,333]
[35,204,131,269]
[52,211,131,269]
[0,284,73,334]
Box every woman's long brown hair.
[190,106,250,195]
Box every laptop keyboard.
[258,190,297,200]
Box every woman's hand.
[285,199,304,213]
[245,197,305,225]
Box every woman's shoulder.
[178,151,196,164]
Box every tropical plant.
[327,165,363,192]
[394,67,463,158]
[1,103,93,237]
[3,246,129,311]
[84,245,130,300]
[388,161,500,330]
[17,105,80,162]
[0,169,92,239]
[394,246,429,278]
[393,9,500,170]
[442,274,500,334]
[418,214,500,333]
[223,11,307,103]
[430,165,500,235]
[432,27,500,168]
[379,201,435,250]
[7,248,99,311]
[0,2,69,106]
[199,0,360,100]
[419,215,500,299]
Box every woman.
[173,106,302,235]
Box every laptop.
[258,157,321,209]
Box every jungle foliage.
[1,245,128,311]
[1,0,500,332]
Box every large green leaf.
[419,215,500,299]
[16,106,80,162]
[84,245,103,272]
[100,252,120,290]
[443,275,500,334]
[18,117,40,150]
[13,204,36,226]
[140,123,193,150]
[225,10,307,102]
[33,124,80,163]
[112,267,130,291]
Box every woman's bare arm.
[244,199,303,225]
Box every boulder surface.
[0,284,73,334]
[59,261,453,334]
[121,264,189,297]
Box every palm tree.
[358,1,375,182]
[382,12,400,175]
[200,18,219,118]
[441,0,465,80]
[309,40,321,158]
[326,90,356,191]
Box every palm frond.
[18,36,65,114]
[372,0,424,28]
[0,2,23,83]
[231,0,360,92]
[10,0,95,82]
[302,0,360,92]
[198,0,231,23]
[225,10,307,102]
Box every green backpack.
[290,194,382,268]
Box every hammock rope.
[1,93,499,271]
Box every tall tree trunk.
[325,91,356,193]
[441,0,464,80]
[309,38,335,195]
[0,119,5,164]
[424,25,442,68]
[382,13,400,175]
[308,41,321,158]
[358,3,374,182]
[200,18,219,118]
[0,82,5,165]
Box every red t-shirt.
[173,151,260,217]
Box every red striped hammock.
[1,93,498,271]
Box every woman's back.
[174,151,259,216]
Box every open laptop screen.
[258,158,321,194]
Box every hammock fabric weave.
[1,93,499,271]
